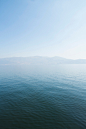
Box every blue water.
[0,64,86,129]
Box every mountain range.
[0,56,86,65]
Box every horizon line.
[0,56,86,60]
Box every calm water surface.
[0,64,86,129]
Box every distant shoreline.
[0,56,86,65]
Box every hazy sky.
[0,0,86,59]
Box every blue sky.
[0,0,86,59]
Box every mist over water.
[0,64,86,129]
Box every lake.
[0,64,86,129]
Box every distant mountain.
[0,56,86,65]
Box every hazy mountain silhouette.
[0,56,86,65]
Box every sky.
[0,0,86,59]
